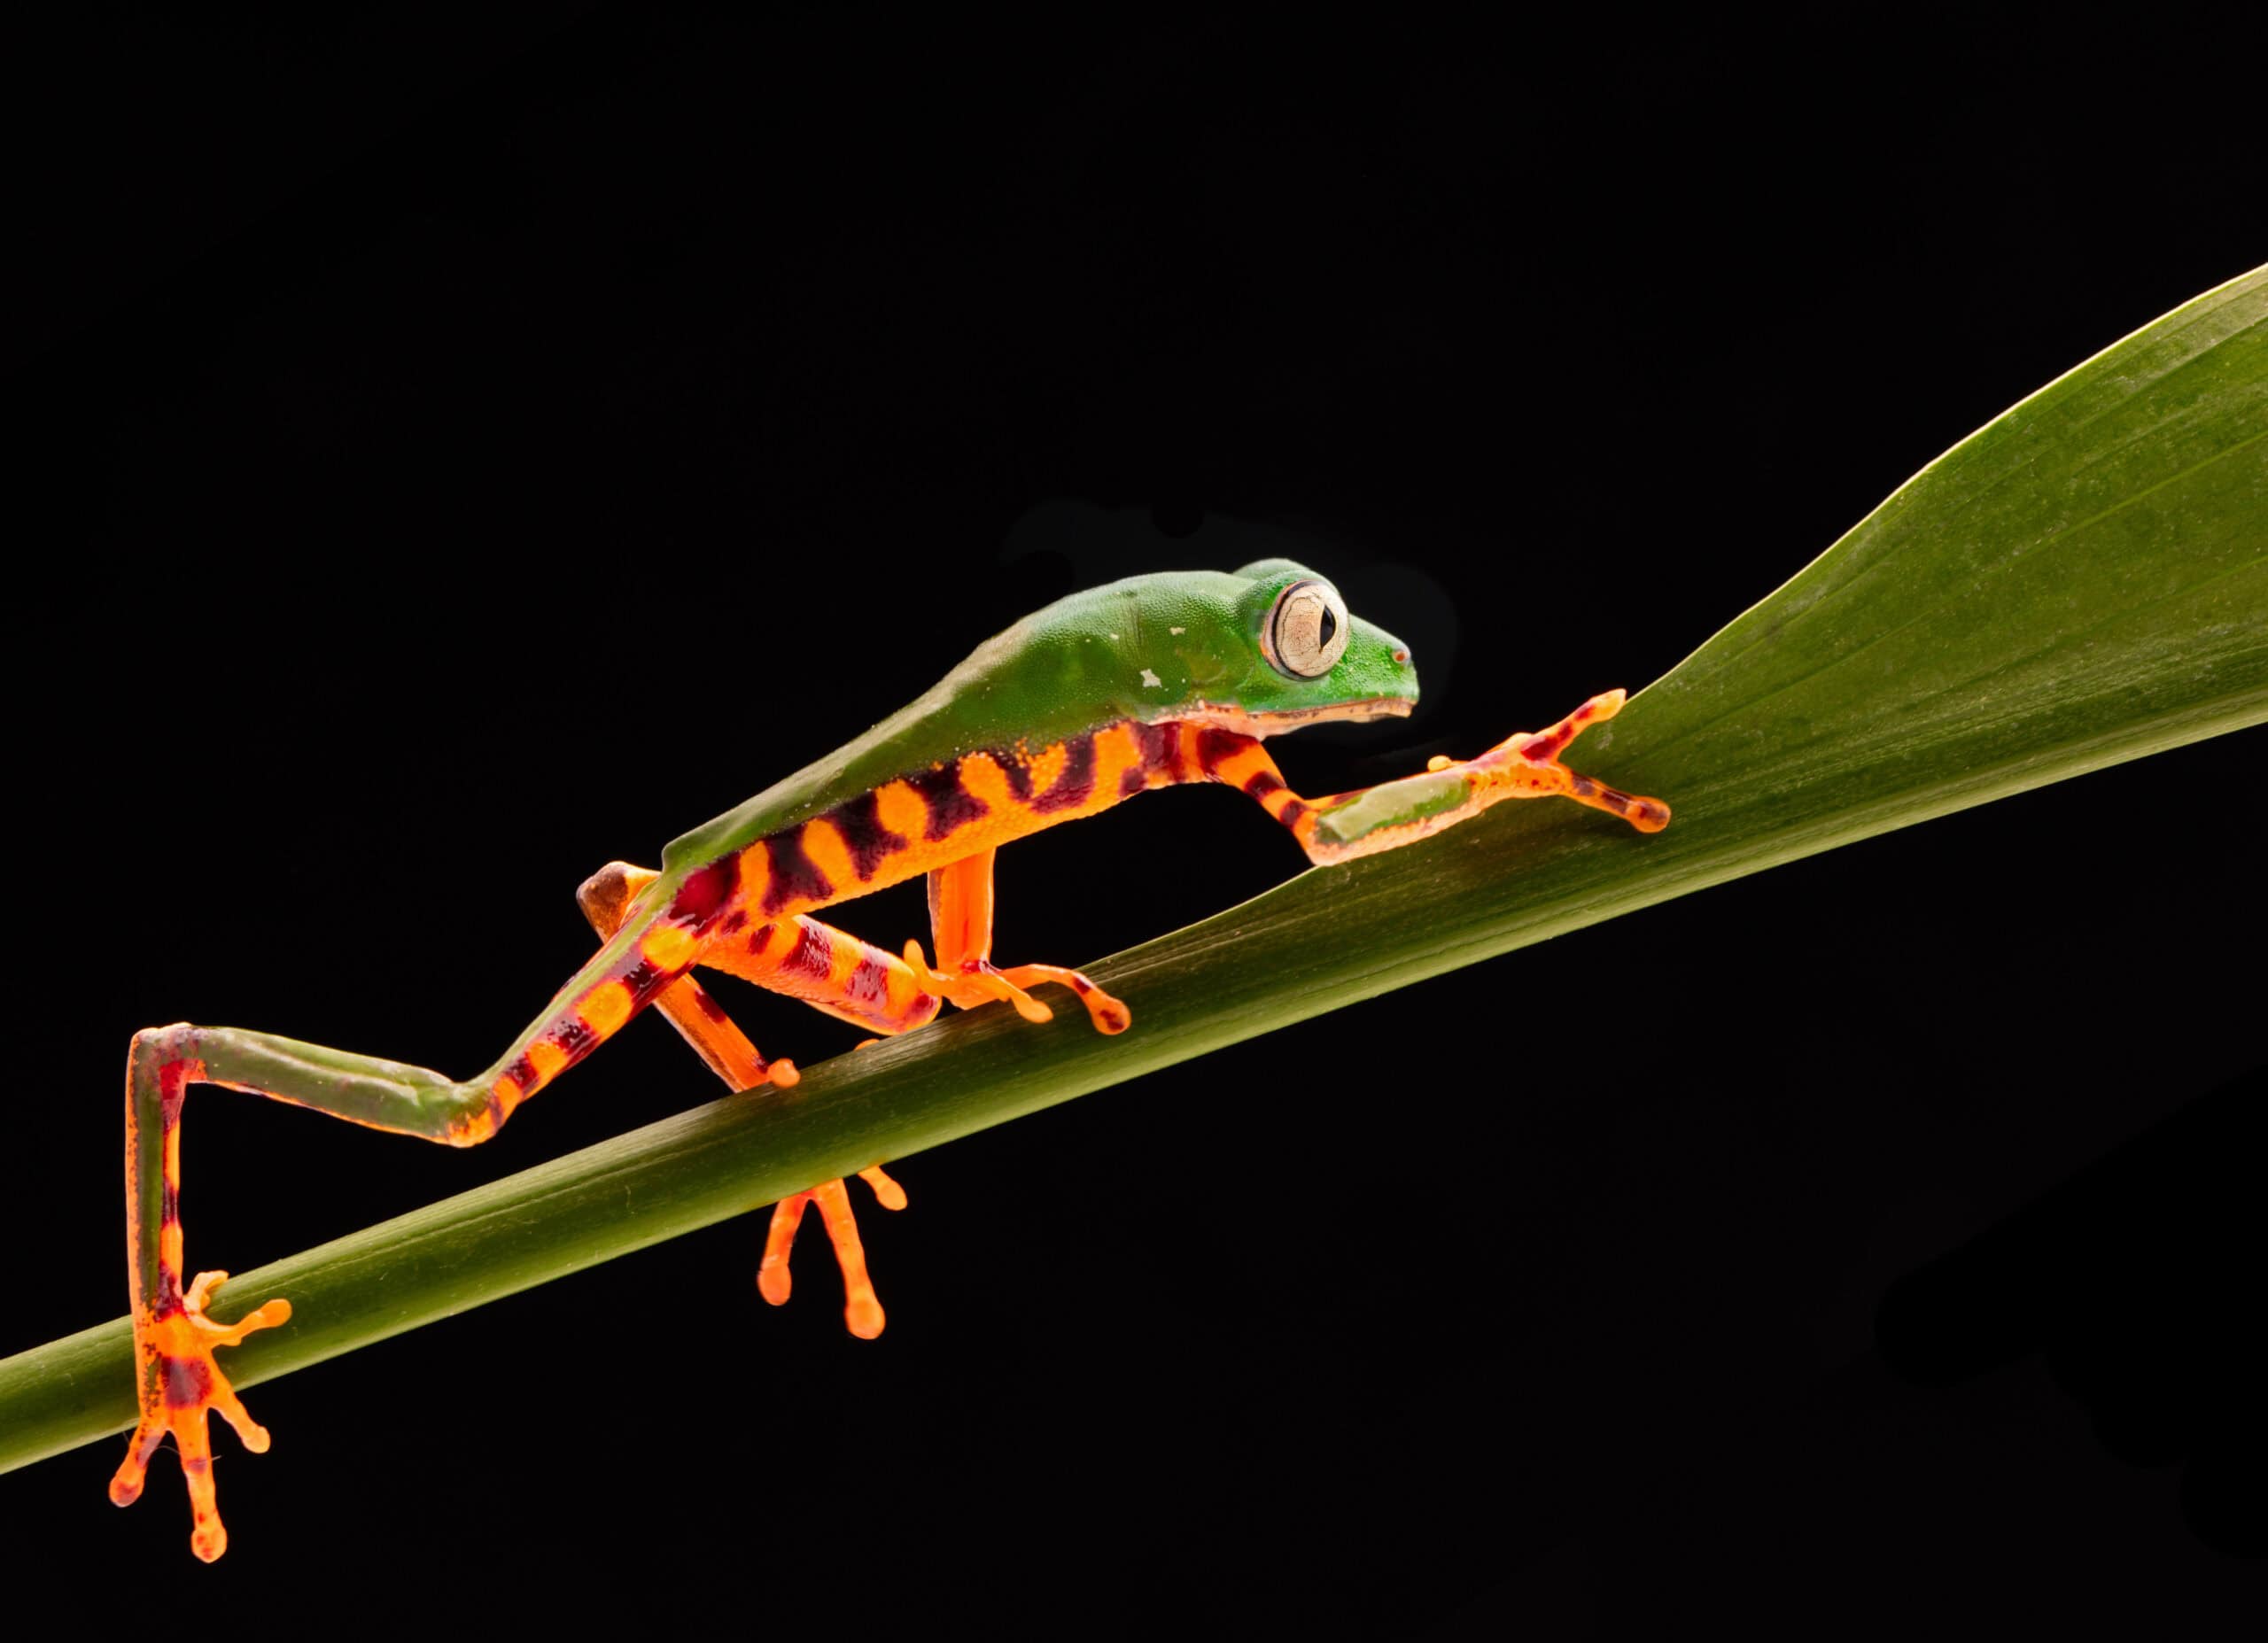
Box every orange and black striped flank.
[830,790,910,880]
[910,762,989,839]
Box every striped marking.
[873,779,929,850]
[958,749,1018,811]
[829,790,909,880]
[761,826,835,915]
[701,911,944,1034]
[503,850,752,1113]
[1030,732,1097,812]
[998,753,1035,802]
[624,957,666,1002]
[910,762,988,840]
[783,923,835,981]
[849,956,889,1006]
[798,816,860,894]
[710,720,1210,923]
[1121,720,1182,795]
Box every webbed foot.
[1435,688,1671,832]
[109,1269,291,1562]
[900,942,1130,1034]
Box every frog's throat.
[1178,696,1414,739]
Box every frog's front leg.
[907,845,1130,1035]
[1198,687,1670,864]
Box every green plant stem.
[4,266,2262,1476]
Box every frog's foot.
[108,1269,291,1562]
[1435,688,1671,833]
[757,1167,908,1339]
[899,941,1130,1034]
[996,962,1130,1033]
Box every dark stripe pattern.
[911,763,989,840]
[1120,721,1179,795]
[762,825,836,914]
[623,958,665,1003]
[1031,732,1097,813]
[829,790,911,880]
[783,923,835,981]
[1196,727,1244,774]
[552,1019,597,1063]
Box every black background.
[7,7,2264,1631]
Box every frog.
[108,558,1669,1559]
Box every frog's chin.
[1178,696,1415,738]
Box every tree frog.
[110,558,1668,1559]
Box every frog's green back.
[659,563,1416,874]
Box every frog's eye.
[1264,579,1351,678]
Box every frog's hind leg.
[908,846,1130,1034]
[614,846,1125,1337]
[110,1022,514,1560]
[113,875,741,1559]
[577,863,916,1339]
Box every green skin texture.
[661,557,1420,876]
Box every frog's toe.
[1492,690,1671,833]
[995,963,1130,1034]
[757,1169,907,1339]
[111,1272,291,1561]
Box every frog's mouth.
[1181,696,1415,739]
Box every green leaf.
[3,265,2262,1476]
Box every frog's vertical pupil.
[1318,606,1338,647]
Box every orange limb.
[1456,688,1672,833]
[577,863,909,1337]
[1197,689,1668,864]
[908,846,1130,1034]
[756,1173,900,1340]
[701,910,944,1037]
[752,846,1129,1318]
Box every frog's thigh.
[702,912,944,1035]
